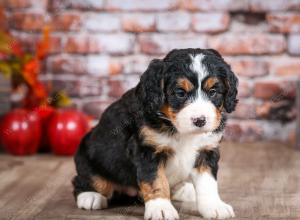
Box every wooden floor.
[0,142,300,220]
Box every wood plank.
[0,156,71,220]
[0,142,299,219]
[11,160,74,220]
[297,78,300,150]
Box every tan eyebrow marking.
[204,77,219,90]
[177,78,194,92]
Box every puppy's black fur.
[72,48,238,202]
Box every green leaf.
[0,31,12,55]
[0,61,12,76]
[51,91,72,108]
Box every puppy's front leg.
[139,163,179,220]
[191,148,235,219]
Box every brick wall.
[3,0,300,143]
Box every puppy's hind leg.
[73,175,113,210]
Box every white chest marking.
[149,130,222,187]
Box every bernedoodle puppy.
[73,48,238,220]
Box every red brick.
[108,79,125,98]
[237,80,252,98]
[51,78,81,97]
[239,120,263,142]
[48,35,63,54]
[224,121,243,141]
[5,0,33,9]
[288,129,296,145]
[79,77,105,97]
[49,0,105,11]
[12,33,62,54]
[209,34,286,55]
[157,12,190,32]
[254,81,282,100]
[288,34,300,55]
[270,57,300,76]
[254,81,296,100]
[226,57,268,78]
[86,55,123,76]
[65,34,135,55]
[230,16,269,33]
[83,14,121,32]
[64,35,101,54]
[122,14,156,33]
[109,63,123,76]
[139,34,207,55]
[232,101,256,119]
[52,75,107,97]
[182,0,249,11]
[262,122,295,143]
[50,13,81,31]
[224,120,263,142]
[256,100,296,122]
[5,0,48,9]
[106,0,178,11]
[82,100,114,118]
[267,13,300,33]
[47,55,87,75]
[120,55,152,74]
[250,0,300,11]
[9,12,45,31]
[100,34,135,55]
[192,13,230,33]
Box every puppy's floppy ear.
[206,48,238,113]
[224,68,238,113]
[137,59,165,114]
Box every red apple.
[0,109,41,155]
[33,106,56,151]
[47,109,89,155]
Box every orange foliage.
[22,26,50,108]
[36,25,50,59]
[11,40,23,57]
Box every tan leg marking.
[139,164,170,202]
[92,176,114,198]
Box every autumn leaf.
[36,25,50,60]
[0,61,12,76]
[22,58,40,86]
[50,91,72,108]
[11,40,23,57]
[0,31,12,55]
[33,82,47,99]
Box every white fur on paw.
[77,192,108,210]
[172,182,196,202]
[145,198,179,220]
[198,198,235,219]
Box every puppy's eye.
[208,89,217,97]
[175,88,186,98]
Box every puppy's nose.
[192,116,206,127]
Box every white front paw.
[145,198,179,220]
[198,198,235,219]
[77,192,108,210]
